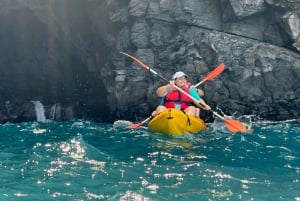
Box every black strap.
[186,114,191,126]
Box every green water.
[0,120,299,200]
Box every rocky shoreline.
[0,0,299,123]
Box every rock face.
[0,0,299,123]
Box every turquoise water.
[0,120,299,201]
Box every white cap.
[172,71,187,79]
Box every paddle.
[120,52,250,133]
[193,63,225,88]
[126,116,151,129]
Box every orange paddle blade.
[120,52,149,70]
[224,118,248,133]
[194,63,225,87]
[125,117,151,129]
[202,63,225,83]
[126,123,143,129]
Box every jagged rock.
[265,0,300,10]
[229,0,266,18]
[283,11,300,51]
[129,0,148,17]
[0,0,299,123]
[131,21,150,48]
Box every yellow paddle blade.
[224,119,248,133]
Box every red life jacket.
[163,86,194,110]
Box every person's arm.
[190,86,204,97]
[156,80,174,97]
[189,88,211,110]
[196,88,204,97]
[198,99,211,110]
[189,87,201,100]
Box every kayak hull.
[148,108,207,135]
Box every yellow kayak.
[148,108,207,135]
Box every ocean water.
[0,119,299,201]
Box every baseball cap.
[172,71,187,79]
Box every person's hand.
[202,104,211,110]
[169,80,175,87]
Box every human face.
[174,76,187,87]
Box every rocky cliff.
[0,0,299,123]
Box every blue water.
[0,119,299,201]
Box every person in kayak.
[151,71,211,117]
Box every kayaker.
[151,71,211,117]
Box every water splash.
[31,101,46,122]
[50,104,56,120]
[113,120,133,129]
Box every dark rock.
[0,0,299,123]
